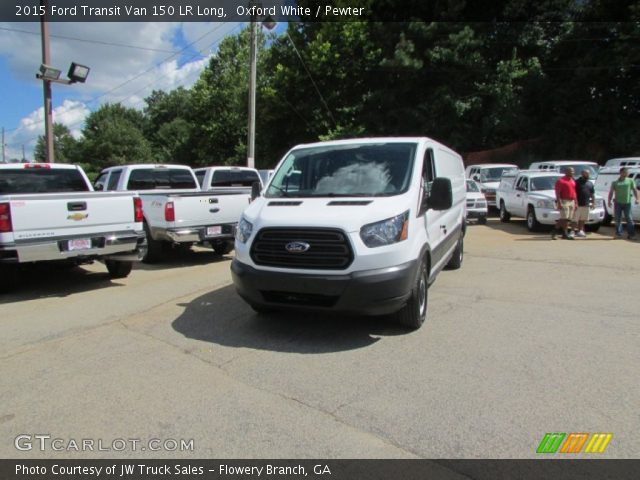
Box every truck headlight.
[236,217,253,244]
[360,211,409,248]
[536,199,555,209]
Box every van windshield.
[266,142,417,198]
[480,167,517,182]
[530,175,562,191]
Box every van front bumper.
[231,259,419,316]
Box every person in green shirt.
[608,167,639,239]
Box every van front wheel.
[393,258,428,330]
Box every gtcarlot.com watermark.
[15,434,194,453]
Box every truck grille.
[250,228,353,270]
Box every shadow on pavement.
[133,246,229,271]
[171,285,409,354]
[0,262,123,304]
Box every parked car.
[496,170,605,231]
[594,166,640,225]
[603,157,640,169]
[0,163,146,290]
[529,160,599,178]
[231,137,466,329]
[465,163,518,208]
[95,164,248,261]
[466,180,488,224]
[194,166,262,193]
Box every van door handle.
[210,208,220,213]
[516,194,521,197]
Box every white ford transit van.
[231,137,466,329]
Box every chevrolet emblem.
[67,213,89,221]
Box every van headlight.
[236,217,253,244]
[536,199,555,209]
[360,211,409,248]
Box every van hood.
[528,190,556,201]
[244,196,410,233]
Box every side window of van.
[422,149,436,197]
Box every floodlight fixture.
[67,62,90,83]
[38,64,61,81]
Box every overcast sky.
[0,21,244,160]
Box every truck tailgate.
[170,192,250,228]
[8,192,137,241]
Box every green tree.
[80,104,153,169]
[144,88,194,164]
[34,123,79,163]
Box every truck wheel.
[213,241,234,256]
[143,223,163,263]
[585,223,601,233]
[602,209,612,226]
[446,235,464,270]
[478,215,487,225]
[526,206,542,232]
[0,265,20,292]
[393,257,428,330]
[105,260,133,279]
[499,201,511,222]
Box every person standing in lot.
[553,167,577,240]
[608,167,639,240]
[573,169,595,238]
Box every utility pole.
[247,16,257,169]
[40,0,54,163]
[1,127,5,163]
[22,145,26,162]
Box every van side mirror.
[427,177,453,211]
[251,181,262,201]
[472,174,481,182]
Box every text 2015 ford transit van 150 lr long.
[230,137,466,329]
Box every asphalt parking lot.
[1,219,638,459]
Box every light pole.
[37,0,90,163]
[247,12,276,169]
[40,0,54,163]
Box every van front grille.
[250,228,353,270]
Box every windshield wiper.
[267,184,290,197]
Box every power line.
[0,26,180,54]
[285,31,337,127]
[6,23,238,140]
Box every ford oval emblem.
[285,241,310,253]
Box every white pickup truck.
[0,163,146,290]
[95,164,250,260]
[194,166,262,193]
[496,170,605,231]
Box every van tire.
[213,240,234,256]
[446,235,464,270]
[526,206,542,232]
[105,260,133,279]
[0,265,20,292]
[602,209,612,226]
[250,303,275,314]
[585,223,601,233]
[393,257,428,330]
[143,222,163,263]
[499,201,511,222]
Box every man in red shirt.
[553,167,577,240]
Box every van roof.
[466,163,517,168]
[503,169,563,177]
[598,166,640,174]
[532,160,597,165]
